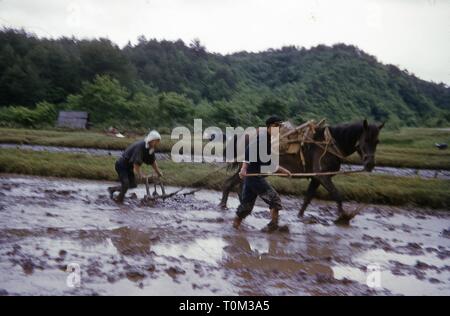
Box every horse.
[219,119,384,224]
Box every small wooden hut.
[56,111,89,129]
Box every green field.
[0,127,449,170]
[0,127,159,150]
[346,128,450,169]
[0,127,204,154]
[0,148,449,209]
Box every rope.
[190,163,230,187]
[246,169,365,178]
[318,126,347,170]
[143,162,230,200]
[281,119,352,172]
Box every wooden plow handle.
[245,169,366,178]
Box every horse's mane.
[316,121,364,155]
[330,122,364,143]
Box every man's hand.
[134,164,147,181]
[278,166,292,178]
[152,161,163,178]
[239,163,249,179]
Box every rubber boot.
[108,186,120,199]
[261,209,279,233]
[232,216,242,229]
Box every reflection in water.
[1,175,449,295]
[110,227,155,256]
[152,237,227,264]
[222,233,334,294]
[332,248,450,296]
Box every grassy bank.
[0,127,205,154]
[1,127,449,170]
[346,128,450,169]
[0,127,166,151]
[1,148,449,209]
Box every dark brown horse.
[219,119,384,224]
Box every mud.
[1,143,449,180]
[0,174,449,295]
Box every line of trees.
[0,28,448,130]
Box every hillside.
[0,28,448,129]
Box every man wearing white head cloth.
[108,130,163,202]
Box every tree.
[66,75,130,124]
[157,92,194,127]
[257,96,289,119]
[0,28,448,128]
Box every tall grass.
[0,127,449,169]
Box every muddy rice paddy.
[0,175,449,295]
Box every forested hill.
[0,28,448,129]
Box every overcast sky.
[0,0,448,84]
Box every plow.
[142,175,200,203]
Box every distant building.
[56,111,89,129]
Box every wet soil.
[0,175,449,295]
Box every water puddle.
[0,174,449,295]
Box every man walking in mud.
[108,130,163,203]
[233,116,292,232]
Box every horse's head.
[356,119,384,172]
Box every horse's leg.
[298,177,320,217]
[317,176,354,225]
[219,170,241,208]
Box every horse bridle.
[355,139,374,162]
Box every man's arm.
[133,163,146,180]
[241,163,291,178]
[151,161,163,177]
[239,141,251,180]
[239,162,249,179]
[276,166,292,177]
